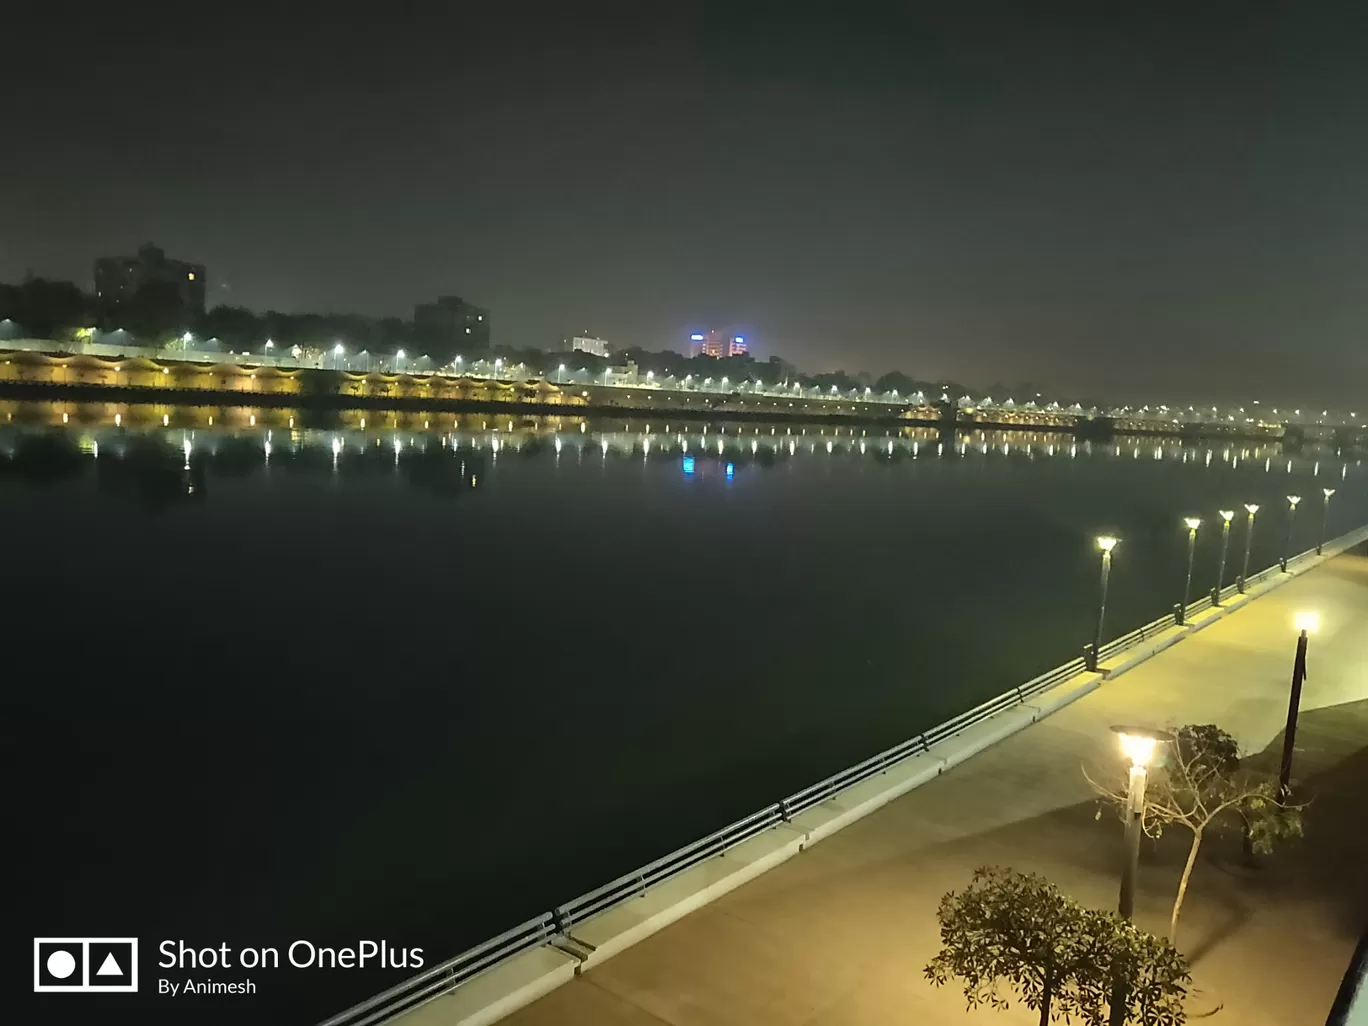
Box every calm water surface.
[7,401,1364,1023]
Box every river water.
[6,400,1363,1024]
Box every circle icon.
[47,950,76,979]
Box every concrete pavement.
[497,552,1368,1026]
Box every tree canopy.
[926,867,1189,1026]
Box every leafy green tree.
[925,867,1188,1026]
[1085,724,1304,942]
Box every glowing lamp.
[1111,725,1171,767]
[1294,612,1320,633]
[1096,535,1119,553]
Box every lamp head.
[1183,516,1202,531]
[1111,725,1172,768]
[1245,503,1260,515]
[1219,509,1235,522]
[1294,611,1320,633]
[1287,495,1301,507]
[1096,535,1119,553]
[1324,488,1337,498]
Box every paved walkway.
[502,552,1368,1026]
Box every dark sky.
[3,3,1366,405]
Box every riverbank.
[0,346,1295,441]
[400,541,1368,1026]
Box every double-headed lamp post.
[1112,726,1172,920]
[1213,509,1235,605]
[1319,488,1336,555]
[1278,612,1319,797]
[1178,517,1201,624]
[1087,535,1119,671]
[1281,495,1301,572]
[1238,503,1259,592]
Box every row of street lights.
[1085,488,1338,670]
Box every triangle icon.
[97,952,123,976]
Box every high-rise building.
[690,330,747,358]
[414,296,490,357]
[94,243,206,325]
[564,336,611,358]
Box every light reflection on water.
[5,396,1365,1005]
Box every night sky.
[3,4,1366,405]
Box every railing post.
[1084,642,1098,672]
[1211,585,1221,608]
[1174,601,1185,626]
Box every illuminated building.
[564,336,611,358]
[690,330,748,358]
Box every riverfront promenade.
[488,552,1368,1026]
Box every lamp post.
[396,348,407,374]
[1178,517,1201,624]
[1111,725,1170,920]
[1278,612,1319,797]
[1237,503,1259,592]
[332,342,345,370]
[1086,536,1119,671]
[1213,510,1234,605]
[1281,495,1301,572]
[557,363,565,384]
[1318,488,1336,555]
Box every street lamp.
[1278,612,1319,796]
[1214,511,1236,607]
[332,342,345,369]
[1086,535,1119,671]
[1238,503,1259,592]
[1318,488,1336,554]
[1281,495,1301,572]
[1178,517,1201,624]
[557,363,565,383]
[1112,725,1171,920]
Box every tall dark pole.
[1118,763,1145,919]
[1281,496,1300,572]
[1238,504,1258,592]
[1179,518,1200,625]
[1213,513,1233,605]
[1318,488,1336,555]
[1278,628,1311,797]
[1089,538,1116,671]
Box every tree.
[925,867,1188,1026]
[874,370,918,395]
[1085,724,1304,942]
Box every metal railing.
[554,804,787,932]
[314,915,556,1026]
[319,521,1368,1026]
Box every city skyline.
[3,7,1367,407]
